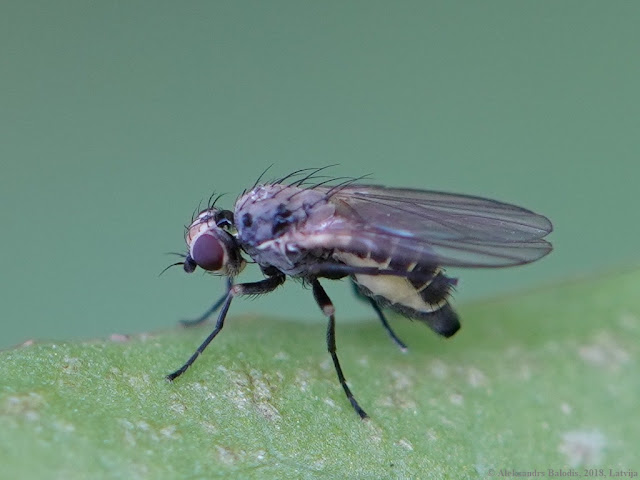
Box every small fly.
[166,167,553,419]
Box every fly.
[166,167,553,419]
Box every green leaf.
[2,270,638,479]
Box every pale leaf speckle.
[559,430,606,467]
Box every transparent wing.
[311,185,553,268]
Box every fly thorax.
[234,184,336,272]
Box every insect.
[166,167,553,418]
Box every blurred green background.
[2,1,639,349]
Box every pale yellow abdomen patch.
[334,252,442,314]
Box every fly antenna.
[158,261,185,277]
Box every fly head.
[184,208,246,276]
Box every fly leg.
[180,277,233,327]
[312,279,369,419]
[167,274,285,381]
[351,281,408,352]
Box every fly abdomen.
[337,250,461,337]
[398,266,460,337]
[412,302,460,338]
[408,267,458,308]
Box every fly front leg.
[311,279,369,419]
[180,277,233,327]
[167,273,285,381]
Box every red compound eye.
[191,234,224,271]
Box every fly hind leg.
[351,281,408,352]
[312,279,369,419]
